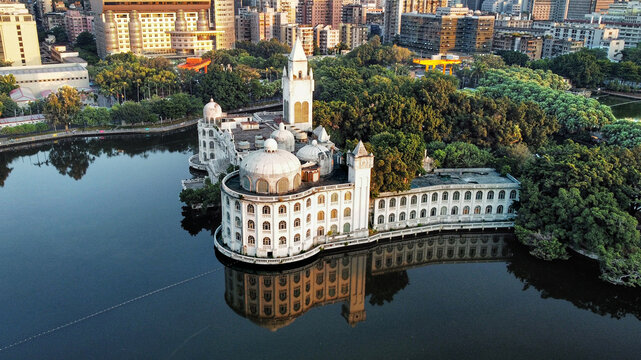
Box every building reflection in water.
[222,231,513,331]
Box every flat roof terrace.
[410,168,519,189]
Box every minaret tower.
[347,141,373,236]
[282,36,314,132]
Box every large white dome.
[239,138,302,194]
[296,140,329,162]
[203,98,222,121]
[270,122,295,152]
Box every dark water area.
[1,131,641,360]
[598,95,641,120]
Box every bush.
[0,122,49,135]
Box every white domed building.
[239,138,301,194]
[296,140,334,176]
[270,122,296,152]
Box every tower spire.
[290,36,307,61]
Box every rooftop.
[0,63,87,76]
[225,167,350,196]
[410,168,518,189]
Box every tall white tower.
[347,141,373,236]
[282,36,314,132]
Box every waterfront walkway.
[214,220,515,266]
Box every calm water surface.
[598,95,641,119]
[1,131,641,360]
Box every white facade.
[0,63,89,96]
[282,37,314,132]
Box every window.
[236,232,241,241]
[279,205,287,214]
[318,211,325,221]
[294,203,301,212]
[318,195,325,204]
[378,199,385,209]
[464,191,472,200]
[474,206,481,214]
[306,199,312,207]
[248,220,255,229]
[390,198,396,207]
[331,209,338,219]
[262,206,270,215]
[294,234,300,242]
[399,212,406,221]
[306,214,311,223]
[440,206,447,215]
[410,210,416,219]
[248,236,255,245]
[235,201,240,211]
[378,215,384,224]
[256,179,269,193]
[317,227,325,236]
[487,191,494,200]
[344,208,351,217]
[430,207,436,216]
[279,221,287,230]
[344,192,352,201]
[263,237,271,246]
[486,206,492,214]
[422,194,428,203]
[453,191,460,200]
[420,209,426,218]
[306,229,311,238]
[389,214,395,222]
[432,193,438,202]
[510,190,517,199]
[279,236,287,246]
[451,206,458,215]
[294,218,301,227]
[235,217,241,227]
[331,193,338,203]
[411,195,417,205]
[498,190,505,200]
[263,222,271,230]
[463,206,470,215]
[497,205,503,214]
[476,191,483,200]
[508,205,515,214]
[442,192,448,201]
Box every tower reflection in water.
[221,231,514,331]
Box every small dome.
[296,140,330,163]
[240,141,302,194]
[203,98,222,121]
[270,122,295,152]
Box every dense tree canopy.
[602,120,641,148]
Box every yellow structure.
[0,3,41,66]
[413,58,461,75]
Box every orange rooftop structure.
[178,58,211,73]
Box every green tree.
[495,50,530,66]
[43,86,82,131]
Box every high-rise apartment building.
[383,0,447,42]
[281,24,314,55]
[64,10,93,42]
[399,6,494,54]
[342,4,366,24]
[0,2,41,66]
[314,24,339,53]
[340,23,368,49]
[296,0,342,27]
[493,33,543,60]
[529,0,553,20]
[236,5,288,42]
[91,0,230,58]
[212,0,235,49]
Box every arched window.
[498,190,505,199]
[390,198,396,207]
[343,223,351,233]
[318,211,325,221]
[210,152,214,159]
[378,199,385,209]
[331,209,338,219]
[510,190,517,199]
[278,205,287,214]
[487,191,494,200]
[432,193,438,202]
[318,195,325,204]
[389,214,395,222]
[263,237,271,246]
[235,217,241,227]
[279,236,287,245]
[247,204,254,214]
[317,227,325,236]
[442,192,449,201]
[294,202,301,212]
[209,141,214,148]
[263,222,271,230]
[330,224,338,234]
[451,206,458,215]
[247,220,255,229]
[306,214,311,223]
[453,191,460,200]
[209,130,214,136]
[203,152,207,160]
[440,206,447,215]
[485,205,493,214]
[202,130,205,136]
[422,194,428,203]
[306,199,312,207]
[344,192,352,201]
[331,193,338,203]
[294,234,300,242]
[464,191,472,200]
[497,205,504,214]
[508,205,515,214]
[463,206,470,215]
[410,210,416,219]
[202,141,206,147]
[476,191,483,200]
[378,215,384,224]
[234,201,240,211]
[279,221,287,230]
[262,206,270,215]
[293,173,301,188]
[411,195,417,205]
[294,218,300,227]
[277,178,289,194]
[248,236,255,245]
[306,229,311,238]
[399,212,406,221]
[344,208,351,217]
[236,232,241,241]
[256,179,269,193]
[430,208,436,216]
[474,206,481,214]
[420,209,426,218]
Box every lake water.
[1,131,641,359]
[598,95,641,120]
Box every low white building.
[0,63,90,97]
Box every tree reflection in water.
[180,206,221,236]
